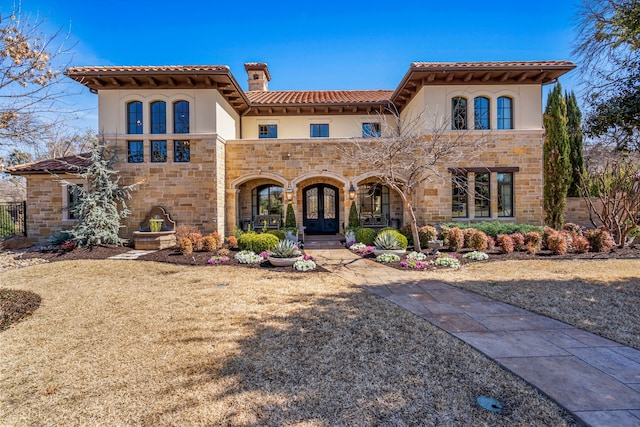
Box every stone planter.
[267,255,303,267]
[427,240,444,253]
[373,248,406,257]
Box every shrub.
[227,236,238,249]
[356,228,377,246]
[175,225,200,242]
[510,232,525,251]
[562,222,584,236]
[48,230,74,245]
[217,248,231,257]
[399,224,414,246]
[546,230,568,255]
[285,203,297,228]
[447,227,464,252]
[270,240,302,258]
[466,229,489,251]
[208,232,223,248]
[573,235,590,253]
[486,235,495,251]
[542,227,556,250]
[418,225,438,248]
[373,230,402,250]
[348,202,360,228]
[178,237,193,255]
[60,240,77,252]
[266,229,286,241]
[524,231,542,255]
[496,234,515,253]
[441,221,543,238]
[238,232,279,253]
[188,232,204,251]
[439,226,451,246]
[377,229,408,250]
[585,226,616,253]
[202,236,219,252]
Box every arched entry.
[303,184,339,234]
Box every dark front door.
[303,184,339,234]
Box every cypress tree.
[285,203,296,228]
[565,91,584,197]
[348,201,360,228]
[543,83,572,229]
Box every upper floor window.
[127,101,143,134]
[497,96,513,129]
[259,124,278,138]
[474,97,490,130]
[174,140,190,163]
[173,101,189,134]
[150,101,166,134]
[451,97,467,130]
[310,123,329,138]
[362,122,381,137]
[127,141,144,163]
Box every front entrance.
[303,184,339,234]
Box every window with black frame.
[150,101,166,134]
[67,184,83,220]
[259,124,277,138]
[451,97,468,130]
[475,172,491,217]
[127,141,144,163]
[451,173,468,218]
[498,172,514,217]
[474,96,490,130]
[252,185,284,217]
[151,140,167,162]
[174,140,190,163]
[357,183,389,226]
[173,101,189,134]
[127,101,143,134]
[497,96,513,129]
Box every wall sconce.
[286,185,293,202]
[348,183,356,200]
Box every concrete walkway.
[107,249,156,260]
[306,247,640,427]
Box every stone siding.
[564,197,602,228]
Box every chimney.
[244,62,270,91]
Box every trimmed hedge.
[355,228,377,246]
[266,229,286,241]
[238,232,279,253]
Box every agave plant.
[270,239,302,258]
[373,230,402,250]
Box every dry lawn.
[435,259,640,349]
[0,260,574,426]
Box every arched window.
[150,101,166,134]
[451,97,467,130]
[358,183,389,227]
[173,101,189,134]
[474,96,490,130]
[252,185,284,217]
[497,96,513,129]
[127,101,142,134]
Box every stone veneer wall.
[564,197,603,228]
[225,130,545,235]
[23,174,72,242]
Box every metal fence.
[0,201,26,237]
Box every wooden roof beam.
[167,76,175,86]
[91,77,103,87]
[445,73,454,82]
[463,72,473,82]
[499,72,511,82]
[110,77,120,86]
[535,71,548,82]
[481,72,492,82]
[147,76,157,86]
[517,72,529,82]
[129,77,139,86]
[186,76,194,86]
[427,73,436,83]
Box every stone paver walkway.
[307,247,640,427]
[107,249,156,260]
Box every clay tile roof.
[246,90,393,105]
[6,153,91,174]
[410,60,575,69]
[66,65,230,74]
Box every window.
[65,184,83,220]
[127,101,143,134]
[150,101,166,134]
[173,101,189,134]
[252,185,284,217]
[451,173,468,218]
[151,140,167,162]
[498,172,514,217]
[451,97,468,130]
[127,141,144,163]
[174,140,190,162]
[474,97,490,130]
[310,123,329,138]
[362,122,381,137]
[358,183,390,226]
[497,96,513,129]
[259,124,278,139]
[475,173,490,217]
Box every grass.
[0,260,574,426]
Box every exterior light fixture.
[286,185,293,202]
[348,184,356,200]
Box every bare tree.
[342,105,489,251]
[0,4,76,148]
[579,156,640,248]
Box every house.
[7,60,575,242]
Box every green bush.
[238,232,279,253]
[348,202,360,228]
[285,203,297,228]
[441,221,543,238]
[378,228,408,250]
[355,228,377,246]
[266,229,286,241]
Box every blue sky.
[6,0,583,131]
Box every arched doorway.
[303,184,339,234]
